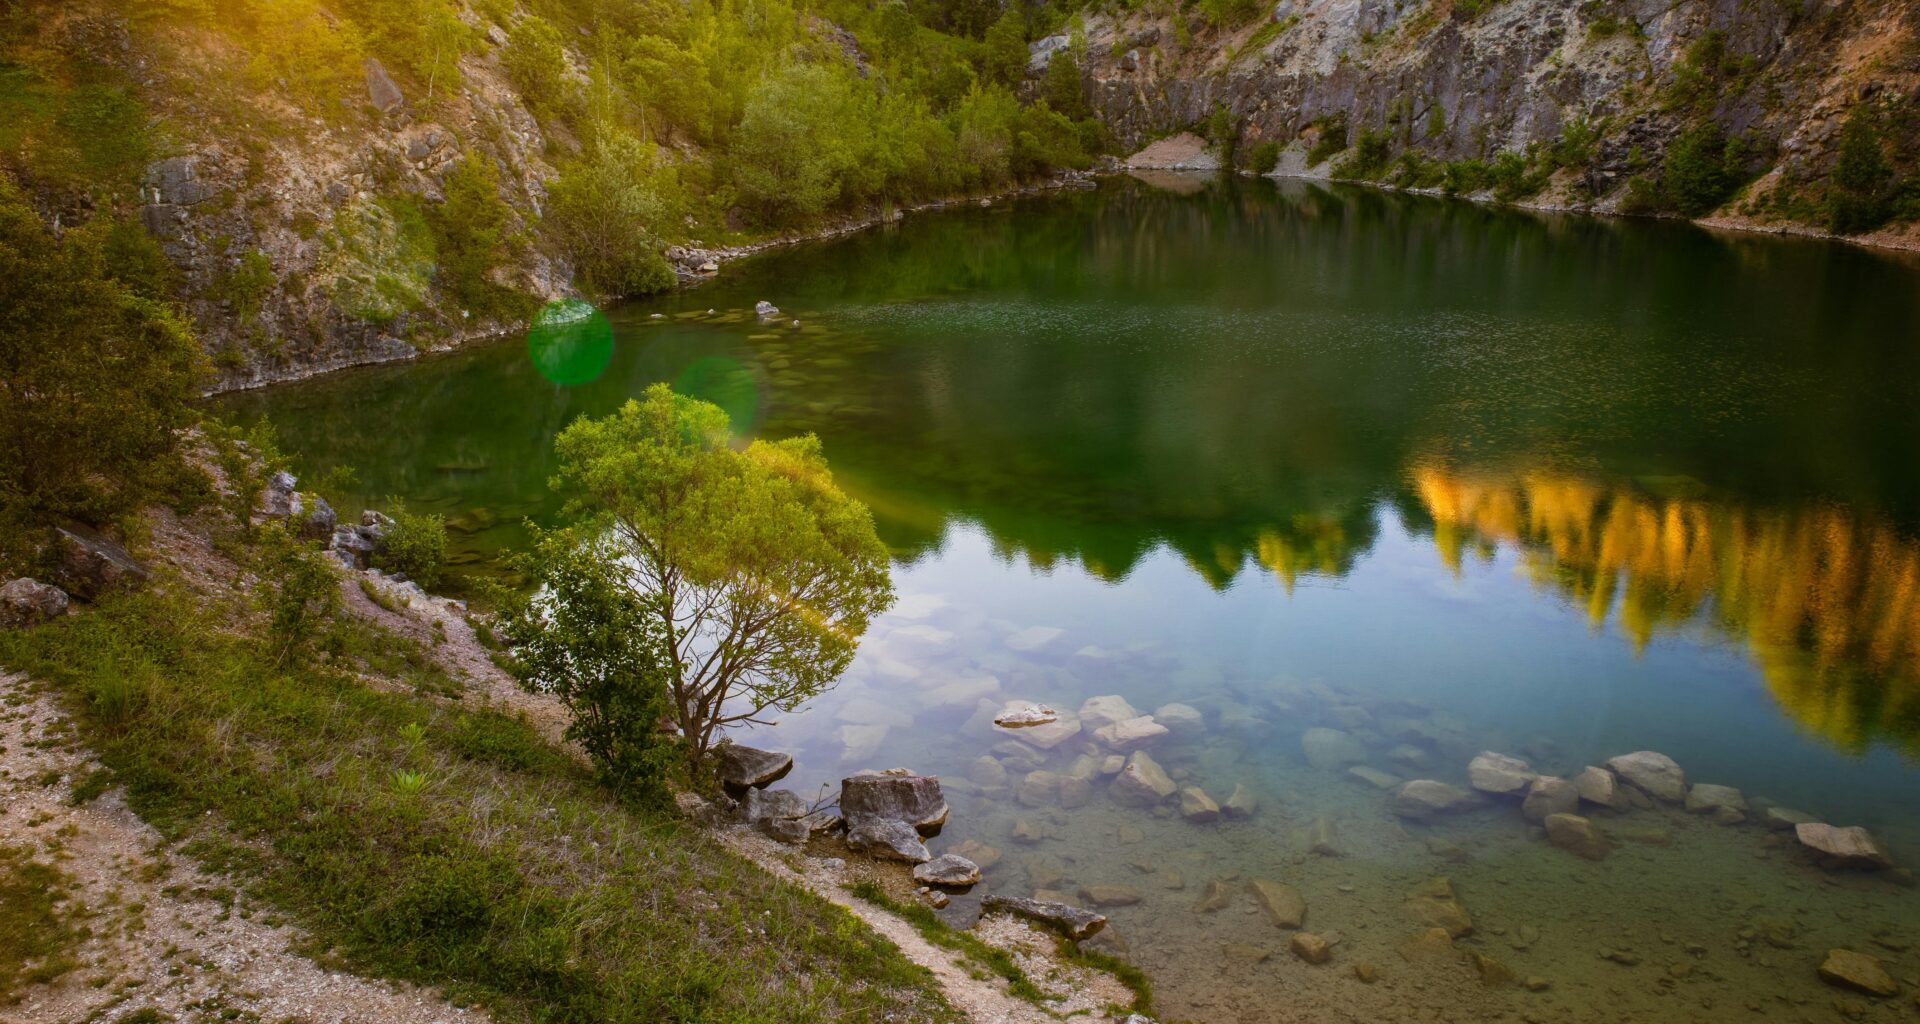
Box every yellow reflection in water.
[1414,467,1920,756]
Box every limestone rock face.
[845,819,931,863]
[913,854,982,888]
[1467,752,1536,796]
[840,773,949,836]
[1251,880,1307,929]
[1817,949,1900,996]
[1605,751,1687,802]
[364,57,406,113]
[980,894,1107,940]
[716,743,794,796]
[0,578,68,628]
[1110,750,1178,806]
[1545,813,1612,861]
[1301,727,1368,770]
[1394,780,1479,820]
[1795,823,1894,870]
[1520,776,1579,824]
[1573,766,1619,807]
[739,787,808,823]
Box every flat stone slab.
[912,853,981,889]
[980,894,1107,940]
[717,743,793,795]
[1818,948,1900,996]
[1796,823,1894,870]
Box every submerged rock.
[1348,766,1402,790]
[1394,779,1480,820]
[1305,817,1339,857]
[1573,766,1619,808]
[1016,769,1061,808]
[1153,702,1205,737]
[1194,878,1233,912]
[980,894,1107,940]
[1762,805,1816,831]
[1818,949,1900,996]
[716,743,794,796]
[997,709,1082,749]
[1605,751,1688,802]
[1403,877,1473,937]
[1684,783,1749,823]
[1095,715,1170,753]
[949,839,1001,871]
[1252,880,1307,929]
[1521,776,1580,824]
[1301,727,1368,770]
[1111,750,1178,806]
[1467,751,1536,796]
[1179,786,1221,823]
[1078,884,1142,907]
[1223,783,1259,819]
[913,854,982,888]
[1290,932,1334,964]
[1545,813,1612,861]
[1078,694,1143,731]
[1795,823,1894,870]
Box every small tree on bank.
[550,385,894,771]
[496,528,676,799]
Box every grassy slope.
[0,547,958,1024]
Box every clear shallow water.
[225,176,1920,1022]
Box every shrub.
[494,528,677,798]
[1662,122,1742,216]
[370,500,448,589]
[502,15,572,117]
[1199,0,1264,26]
[1250,140,1281,175]
[1332,128,1392,179]
[545,127,677,297]
[260,525,342,667]
[427,156,528,319]
[1827,106,1893,235]
[732,63,864,225]
[1305,113,1349,168]
[0,178,205,547]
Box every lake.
[223,175,1920,1022]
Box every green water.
[225,176,1920,1022]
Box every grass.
[0,843,87,1001]
[0,577,958,1024]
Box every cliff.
[1061,0,1920,245]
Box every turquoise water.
[225,176,1920,1021]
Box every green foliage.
[980,8,1029,86]
[0,179,205,547]
[1663,30,1758,115]
[494,528,677,799]
[1305,113,1349,168]
[0,61,154,195]
[1332,128,1393,179]
[546,127,678,297]
[319,195,437,323]
[502,15,573,117]
[260,524,342,667]
[1550,117,1601,170]
[1488,150,1548,201]
[1206,104,1239,166]
[551,384,895,765]
[240,0,368,114]
[370,500,448,589]
[1250,139,1281,175]
[732,62,866,225]
[427,156,528,320]
[1616,172,1665,215]
[217,249,276,324]
[1453,0,1504,19]
[1200,0,1265,27]
[1662,122,1746,216]
[1441,158,1489,194]
[1827,106,1894,235]
[1040,39,1090,120]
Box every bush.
[545,127,678,297]
[1827,106,1893,235]
[0,178,205,548]
[1332,128,1392,179]
[427,156,528,319]
[494,528,677,798]
[732,63,864,225]
[260,525,342,667]
[1250,140,1281,175]
[1305,113,1349,168]
[502,15,572,116]
[370,500,448,589]
[1663,122,1744,216]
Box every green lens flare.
[527,299,613,386]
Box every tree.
[502,14,572,116]
[428,155,523,318]
[1828,106,1892,235]
[496,528,677,798]
[980,8,1027,86]
[545,127,677,297]
[550,385,894,770]
[0,177,205,547]
[731,62,864,224]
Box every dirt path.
[0,672,490,1024]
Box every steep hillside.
[1060,0,1920,245]
[1,0,1096,390]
